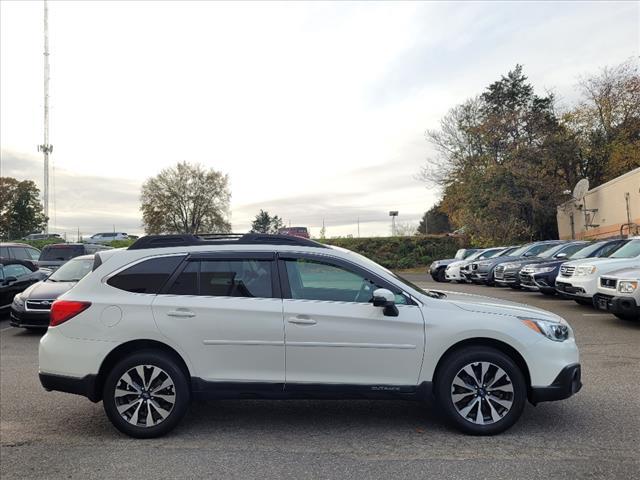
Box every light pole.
[389,211,398,236]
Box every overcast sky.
[1,1,638,238]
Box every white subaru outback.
[39,234,581,438]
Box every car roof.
[0,242,39,247]
[0,257,37,270]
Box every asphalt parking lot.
[1,276,638,480]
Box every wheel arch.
[431,337,531,397]
[92,339,192,402]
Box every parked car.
[494,242,587,289]
[0,242,41,268]
[556,238,640,305]
[38,243,112,271]
[593,267,640,321]
[429,248,480,282]
[277,227,310,239]
[0,259,50,313]
[40,233,581,438]
[85,232,129,244]
[10,255,95,329]
[519,240,628,295]
[460,247,520,282]
[469,241,564,286]
[445,248,506,283]
[22,233,63,241]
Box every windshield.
[609,240,640,259]
[40,245,84,261]
[498,247,519,256]
[539,243,575,258]
[569,242,605,259]
[48,257,93,282]
[508,244,533,257]
[479,248,505,259]
[523,243,557,257]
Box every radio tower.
[38,0,52,233]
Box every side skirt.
[191,378,433,401]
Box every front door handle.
[167,309,196,318]
[287,316,317,325]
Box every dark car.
[519,239,628,295]
[10,255,95,329]
[38,243,111,271]
[0,243,41,268]
[277,227,310,239]
[429,248,480,282]
[494,241,589,289]
[469,241,565,286]
[0,259,50,314]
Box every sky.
[1,1,638,239]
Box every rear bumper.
[39,372,100,402]
[529,363,582,404]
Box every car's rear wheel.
[434,268,447,283]
[614,313,640,321]
[574,298,592,306]
[435,347,526,435]
[541,289,556,296]
[103,350,190,438]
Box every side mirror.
[372,288,399,317]
[4,276,18,285]
[556,252,567,259]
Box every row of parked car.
[429,238,640,321]
[0,242,113,324]
[22,232,133,244]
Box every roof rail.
[128,233,329,250]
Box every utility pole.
[357,217,360,238]
[38,0,52,233]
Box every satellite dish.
[572,179,589,200]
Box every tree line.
[420,59,639,244]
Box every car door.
[152,252,285,385]
[279,254,425,389]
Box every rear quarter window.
[107,256,184,294]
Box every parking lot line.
[0,326,13,332]
[582,313,612,317]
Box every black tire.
[435,347,526,436]
[434,268,448,283]
[103,350,190,438]
[540,290,556,296]
[509,285,522,290]
[574,298,593,306]
[614,313,640,321]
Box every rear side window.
[108,256,183,294]
[166,259,273,298]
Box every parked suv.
[593,267,640,321]
[85,232,129,244]
[519,240,627,295]
[38,243,111,271]
[10,255,95,329]
[445,248,506,283]
[556,238,640,305]
[40,233,581,438]
[0,243,41,267]
[429,248,479,282]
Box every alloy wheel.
[114,365,176,428]
[450,361,514,425]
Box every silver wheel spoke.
[117,397,142,414]
[129,400,144,425]
[115,387,136,398]
[122,372,141,393]
[452,377,474,391]
[145,402,156,427]
[147,366,164,389]
[151,378,174,394]
[486,398,502,422]
[149,400,171,420]
[135,366,148,389]
[488,396,512,410]
[151,393,176,403]
[487,367,508,389]
[458,397,480,418]
[489,383,513,394]
[462,366,480,387]
[475,399,484,424]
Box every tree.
[140,162,231,234]
[420,65,579,243]
[0,177,48,239]
[417,203,451,234]
[250,210,284,234]
[393,222,418,237]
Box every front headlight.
[519,317,570,342]
[532,266,555,273]
[618,280,638,293]
[575,265,597,277]
[12,294,25,308]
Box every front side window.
[284,258,406,304]
[108,256,183,294]
[3,264,31,278]
[167,259,273,298]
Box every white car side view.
[39,234,581,438]
[555,238,640,305]
[593,267,640,321]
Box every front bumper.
[10,307,49,328]
[520,272,557,292]
[593,293,640,319]
[555,280,592,298]
[529,363,582,404]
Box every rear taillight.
[50,301,91,327]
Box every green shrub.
[321,236,462,270]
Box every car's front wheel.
[103,350,190,438]
[435,347,526,435]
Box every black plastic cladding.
[128,233,329,250]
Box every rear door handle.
[167,309,196,318]
[287,316,317,325]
